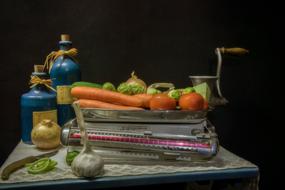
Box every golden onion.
[31,119,61,149]
[126,71,147,90]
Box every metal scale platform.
[61,109,219,163]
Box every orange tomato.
[149,94,176,110]
[179,92,204,111]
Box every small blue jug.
[21,66,57,144]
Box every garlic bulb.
[71,144,104,177]
[71,102,104,177]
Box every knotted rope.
[43,48,78,72]
[29,76,56,92]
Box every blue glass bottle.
[21,70,57,144]
[50,34,81,126]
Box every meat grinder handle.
[219,47,249,55]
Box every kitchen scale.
[61,108,219,164]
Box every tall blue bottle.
[21,67,57,144]
[50,34,81,126]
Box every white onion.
[126,71,147,89]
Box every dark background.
[0,0,282,189]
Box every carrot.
[71,86,143,107]
[133,94,153,108]
[76,99,144,110]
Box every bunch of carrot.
[71,86,152,110]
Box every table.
[0,142,259,190]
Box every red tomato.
[179,92,204,111]
[149,94,176,110]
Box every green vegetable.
[193,82,211,101]
[168,89,182,100]
[183,87,195,95]
[25,158,57,174]
[71,81,102,89]
[147,87,161,95]
[102,82,116,91]
[117,83,132,95]
[66,151,80,166]
[117,83,145,95]
[130,84,145,94]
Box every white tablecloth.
[0,141,257,184]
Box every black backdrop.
[0,0,282,189]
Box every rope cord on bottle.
[43,48,78,73]
[29,76,56,92]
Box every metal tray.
[81,108,207,123]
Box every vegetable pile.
[70,72,210,111]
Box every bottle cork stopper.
[61,34,70,41]
[34,65,44,72]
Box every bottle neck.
[59,41,72,51]
[30,72,50,91]
[32,84,47,91]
